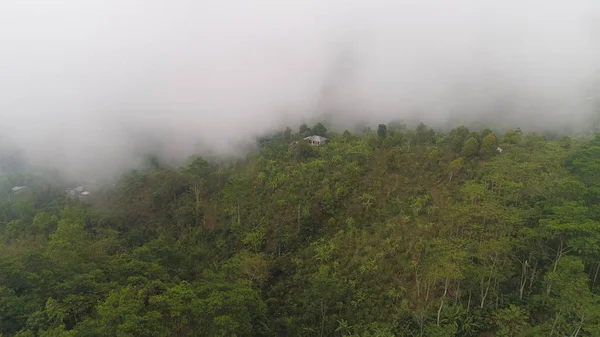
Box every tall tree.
[450,126,470,152]
[377,124,388,140]
[312,123,327,137]
[461,137,480,158]
[480,133,499,158]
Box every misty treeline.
[1,122,600,336]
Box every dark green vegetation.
[1,123,600,336]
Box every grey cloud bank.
[1,0,600,178]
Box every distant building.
[66,186,91,199]
[304,135,328,146]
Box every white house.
[304,135,327,146]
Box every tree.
[342,130,352,142]
[383,132,403,148]
[543,257,600,336]
[312,123,327,137]
[450,126,470,152]
[480,128,493,138]
[300,265,347,337]
[448,157,464,182]
[539,202,600,295]
[4,122,600,337]
[461,137,480,157]
[377,124,388,140]
[186,156,212,177]
[480,133,499,158]
[504,130,521,144]
[468,132,481,144]
[299,124,311,136]
[415,123,436,145]
[46,209,88,269]
[0,286,37,334]
[492,305,530,337]
[296,142,317,161]
[283,127,292,141]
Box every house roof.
[304,135,327,142]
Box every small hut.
[304,135,327,146]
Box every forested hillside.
[1,123,600,336]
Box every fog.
[1,0,600,179]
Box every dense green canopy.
[1,123,599,336]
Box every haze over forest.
[5,2,600,336]
[2,0,600,178]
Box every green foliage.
[450,126,470,152]
[492,305,530,336]
[461,137,480,157]
[448,157,464,182]
[299,123,311,135]
[312,123,327,137]
[0,124,599,336]
[377,124,387,140]
[295,142,317,161]
[504,129,522,144]
[480,128,493,138]
[480,133,499,158]
[415,122,436,145]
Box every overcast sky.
[1,0,600,178]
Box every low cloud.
[1,0,600,178]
